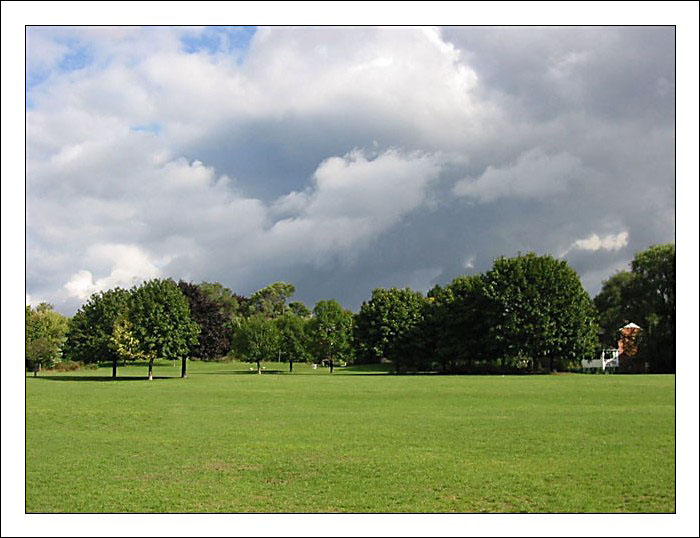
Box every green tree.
[288,301,311,318]
[25,304,69,375]
[628,244,675,373]
[231,315,281,373]
[309,299,354,371]
[63,288,131,378]
[354,288,425,373]
[248,281,296,318]
[593,271,637,347]
[198,281,249,321]
[428,275,491,373]
[110,316,153,366]
[482,253,598,372]
[595,244,675,373]
[128,279,200,380]
[275,312,311,372]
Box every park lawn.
[25,361,674,513]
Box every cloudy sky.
[24,25,676,315]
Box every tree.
[25,304,69,375]
[110,316,153,366]
[248,281,296,318]
[178,281,232,360]
[309,299,354,371]
[128,279,200,380]
[63,288,131,378]
[593,271,637,347]
[231,315,281,373]
[628,244,675,373]
[354,288,425,373]
[198,281,249,321]
[275,312,311,372]
[595,244,675,373]
[482,253,598,372]
[426,276,491,373]
[288,301,311,318]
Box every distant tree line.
[25,245,676,378]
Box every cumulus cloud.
[24,26,675,313]
[561,231,630,257]
[63,244,162,301]
[453,148,585,202]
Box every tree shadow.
[196,370,286,375]
[28,376,177,382]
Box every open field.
[25,361,674,513]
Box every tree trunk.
[181,357,187,378]
[257,360,261,374]
[549,356,554,373]
[148,358,154,381]
[289,359,293,372]
[395,359,400,375]
[34,366,38,378]
[112,359,117,379]
[329,359,334,374]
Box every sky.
[23,25,677,315]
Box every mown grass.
[25,360,674,513]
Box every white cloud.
[453,148,584,202]
[572,231,629,252]
[266,148,442,263]
[63,244,162,300]
[560,231,630,258]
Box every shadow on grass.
[196,370,286,375]
[28,376,177,382]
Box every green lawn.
[25,361,675,513]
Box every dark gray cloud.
[25,26,675,315]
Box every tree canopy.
[63,288,131,377]
[25,304,69,374]
[128,279,200,379]
[481,253,598,371]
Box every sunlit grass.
[26,361,674,513]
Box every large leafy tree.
[354,288,425,373]
[178,281,232,361]
[248,281,296,318]
[628,244,675,373]
[128,279,200,380]
[309,299,354,370]
[482,253,598,372]
[275,312,311,372]
[593,271,637,347]
[428,275,491,373]
[25,304,69,375]
[63,288,131,378]
[595,243,675,373]
[198,281,249,321]
[231,315,281,373]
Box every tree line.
[25,244,676,378]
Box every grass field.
[25,360,675,513]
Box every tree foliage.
[354,288,425,372]
[309,299,354,365]
[481,253,598,371]
[178,281,232,360]
[231,315,281,373]
[248,281,296,318]
[63,288,131,376]
[25,304,69,373]
[197,281,249,321]
[128,279,200,379]
[594,243,675,373]
[275,312,311,364]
